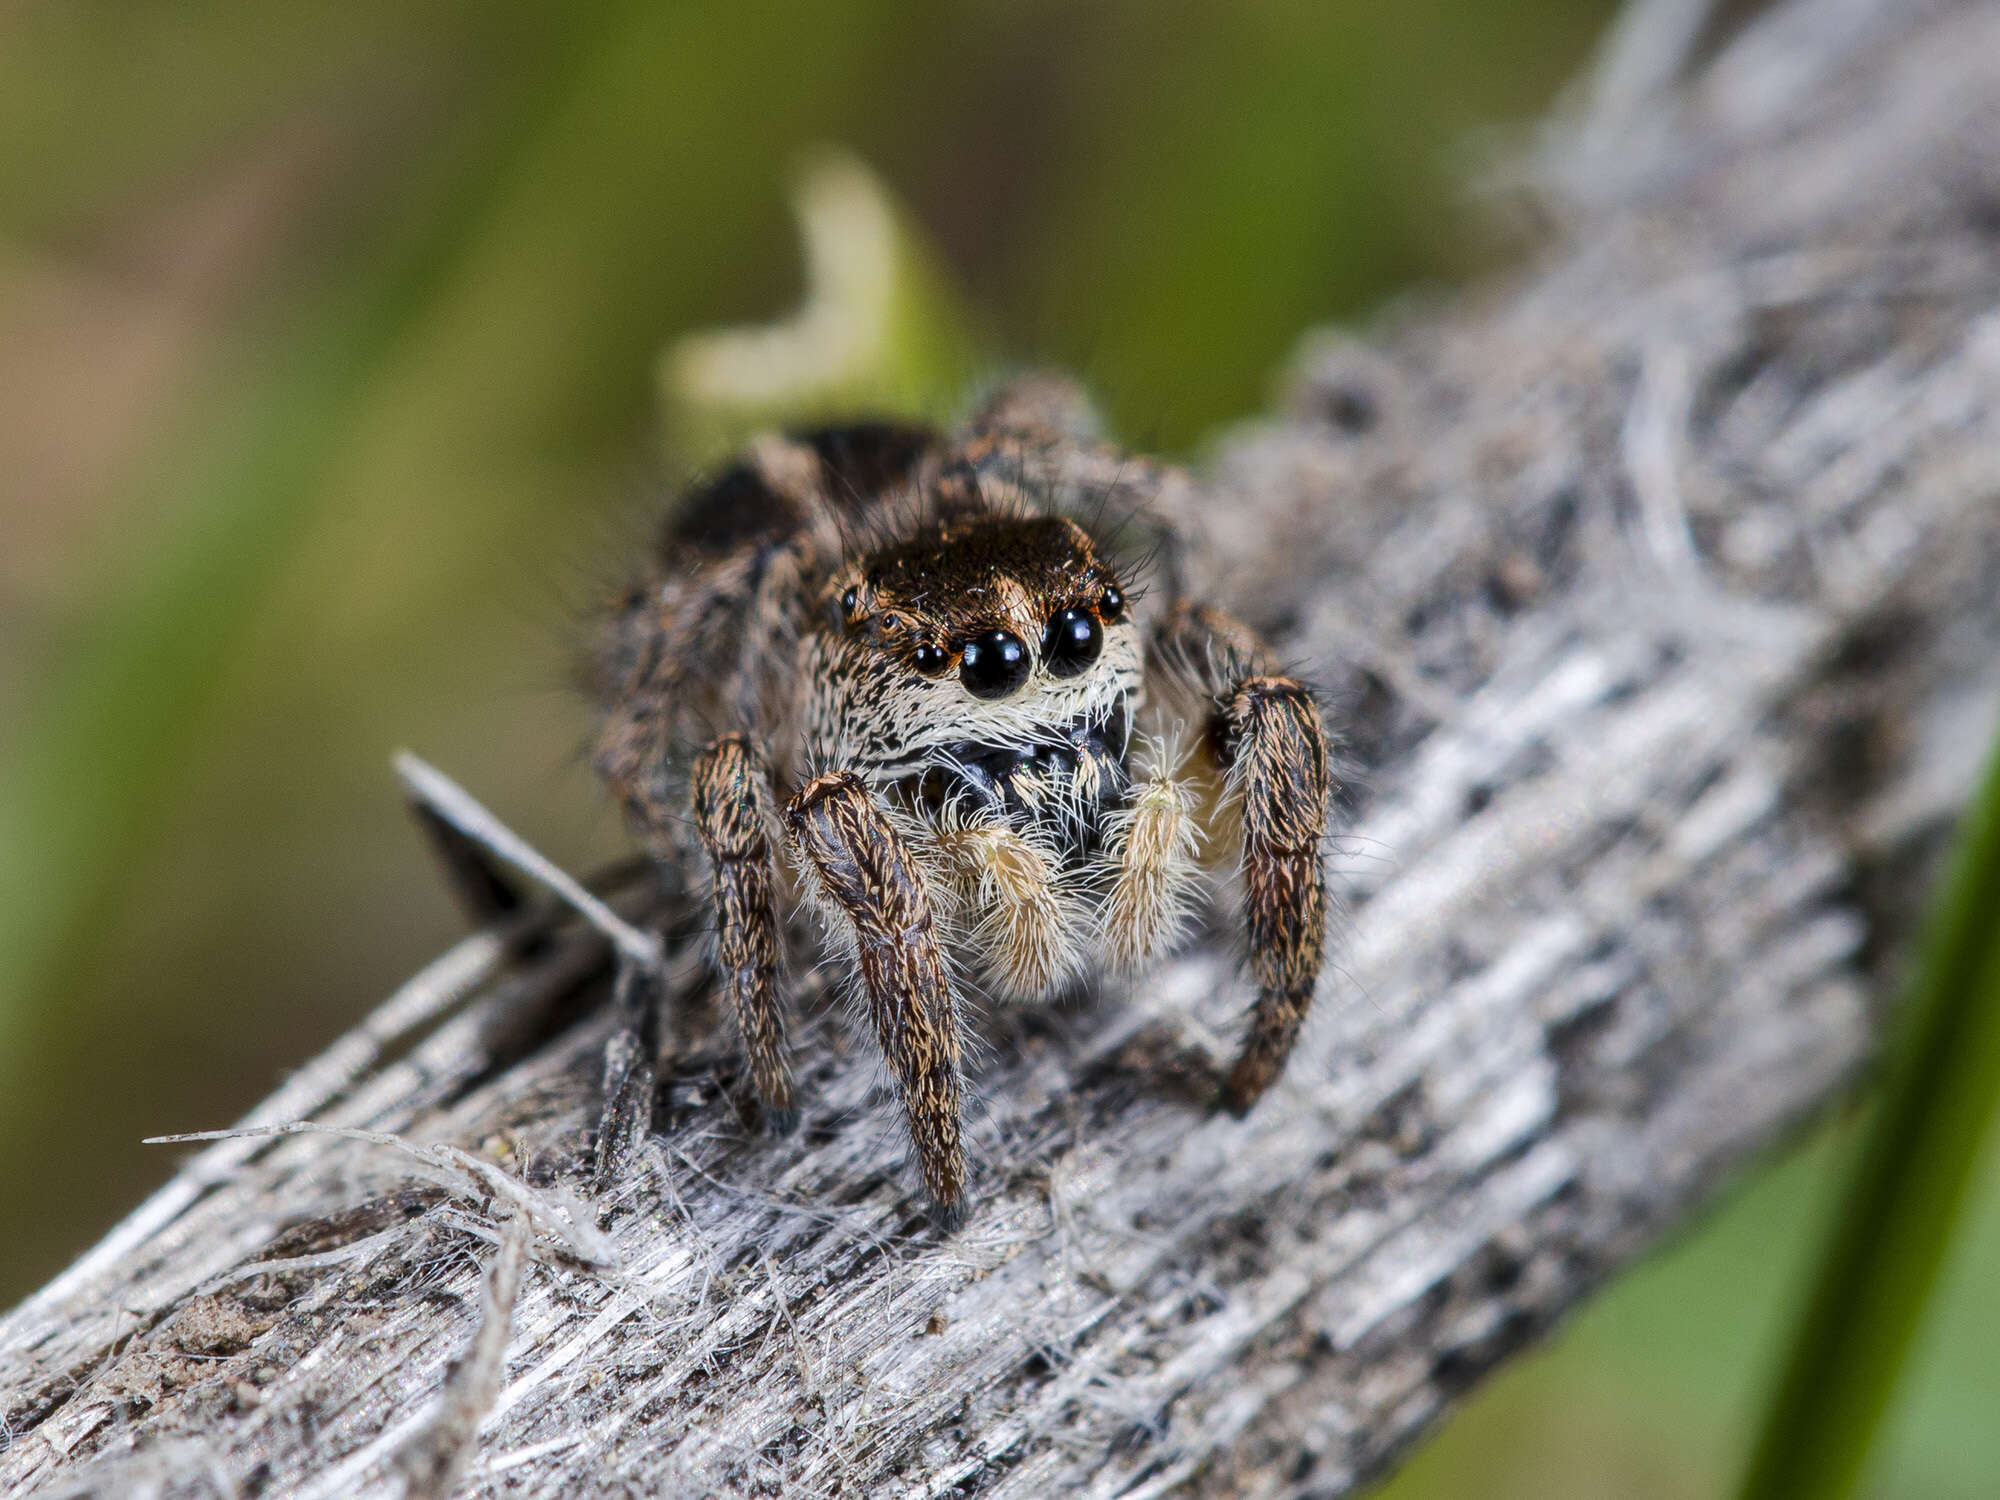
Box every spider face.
[593,396,1332,1231]
[807,515,1143,807]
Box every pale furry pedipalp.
[1098,734,1205,971]
[928,810,1085,1003]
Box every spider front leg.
[691,735,794,1133]
[784,772,967,1229]
[1153,603,1332,1115]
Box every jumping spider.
[592,380,1331,1229]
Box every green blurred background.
[1,2,1994,1495]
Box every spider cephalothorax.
[594,384,1332,1228]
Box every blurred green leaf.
[1736,718,2000,1500]
[661,146,986,464]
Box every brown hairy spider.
[591,380,1331,1229]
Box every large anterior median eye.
[1042,606,1103,678]
[958,629,1030,699]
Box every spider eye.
[958,630,1030,700]
[840,586,859,615]
[913,642,950,677]
[1042,607,1103,678]
[1099,584,1126,623]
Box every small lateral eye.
[840,586,859,615]
[1100,583,1126,622]
[913,642,950,676]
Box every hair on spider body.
[591,382,1333,1230]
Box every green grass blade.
[1736,715,2000,1500]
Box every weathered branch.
[7,0,2000,1494]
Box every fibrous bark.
[6,0,2000,1493]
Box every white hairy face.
[796,513,1140,786]
[800,617,1142,781]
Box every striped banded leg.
[784,772,968,1230]
[690,735,793,1133]
[1152,603,1332,1114]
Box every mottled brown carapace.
[592,381,1332,1229]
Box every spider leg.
[692,735,794,1133]
[931,814,1079,1001]
[1151,603,1332,1115]
[784,771,967,1229]
[965,372,1101,445]
[593,957,662,1196]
